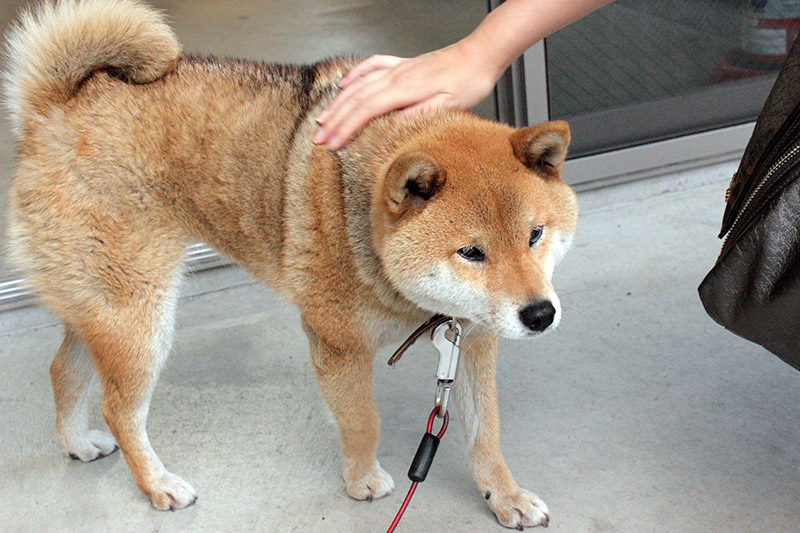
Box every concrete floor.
[3,161,800,532]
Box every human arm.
[313,0,615,150]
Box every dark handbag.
[699,37,800,369]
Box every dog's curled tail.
[2,0,181,136]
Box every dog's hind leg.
[305,328,395,501]
[50,325,118,462]
[81,267,196,511]
[9,151,194,508]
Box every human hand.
[313,41,500,150]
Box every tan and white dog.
[3,0,578,528]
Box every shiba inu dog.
[3,0,578,528]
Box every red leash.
[386,406,449,533]
[386,482,418,533]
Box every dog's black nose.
[519,300,556,332]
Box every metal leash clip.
[431,318,462,418]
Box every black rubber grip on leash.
[408,432,439,482]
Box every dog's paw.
[487,487,549,530]
[345,461,395,501]
[146,472,198,511]
[66,430,119,462]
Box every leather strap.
[387,314,451,367]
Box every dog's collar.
[389,314,463,419]
[387,314,451,367]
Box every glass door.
[544,0,796,157]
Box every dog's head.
[371,115,578,339]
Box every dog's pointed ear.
[510,120,571,178]
[382,151,445,217]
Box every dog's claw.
[344,462,394,501]
[487,487,548,529]
[64,430,119,462]
[147,472,197,511]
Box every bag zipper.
[721,99,800,237]
[720,140,800,258]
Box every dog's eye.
[457,246,486,262]
[529,226,544,247]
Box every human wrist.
[453,33,510,85]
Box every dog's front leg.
[306,329,394,501]
[455,331,550,529]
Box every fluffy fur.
[3,1,578,528]
[3,0,180,135]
